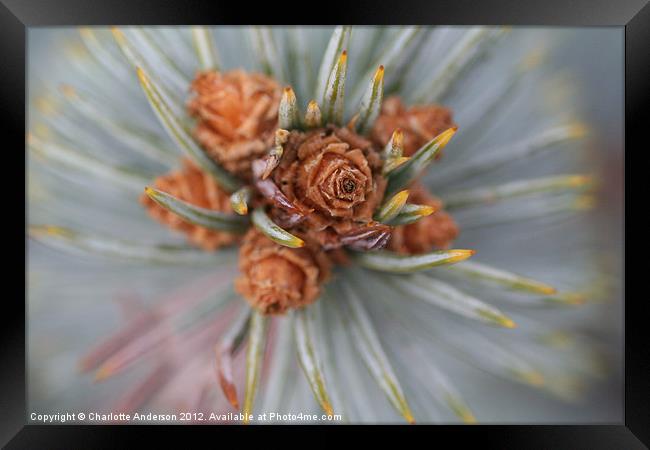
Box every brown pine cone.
[235,228,331,314]
[188,70,282,180]
[387,184,459,254]
[140,159,240,251]
[268,126,388,250]
[371,96,455,157]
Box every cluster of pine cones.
[142,70,459,314]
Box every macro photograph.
[25,24,623,424]
[1,0,645,447]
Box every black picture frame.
[3,0,644,447]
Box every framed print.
[2,0,645,447]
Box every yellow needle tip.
[462,412,477,424]
[435,126,459,149]
[293,238,306,248]
[568,122,588,138]
[59,84,76,98]
[394,190,410,203]
[135,67,147,82]
[374,65,385,80]
[446,249,476,264]
[538,285,558,295]
[93,365,113,382]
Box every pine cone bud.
[269,127,387,249]
[387,184,459,254]
[371,96,456,157]
[140,159,239,251]
[235,228,331,314]
[188,70,282,180]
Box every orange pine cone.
[371,96,456,157]
[268,127,388,250]
[188,70,282,180]
[140,159,240,251]
[387,183,459,254]
[235,228,331,314]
